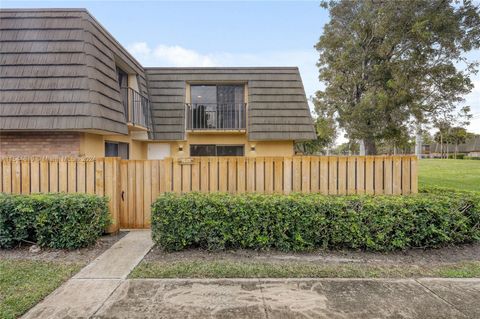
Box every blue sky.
[3,0,480,140]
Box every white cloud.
[127,41,320,108]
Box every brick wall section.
[0,132,81,157]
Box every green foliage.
[448,154,465,159]
[465,156,480,160]
[315,0,480,154]
[295,117,337,155]
[151,191,480,252]
[0,193,110,249]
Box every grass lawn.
[0,260,81,319]
[130,260,480,279]
[419,159,480,191]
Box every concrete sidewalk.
[94,278,480,319]
[22,230,153,319]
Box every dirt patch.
[0,231,127,265]
[144,242,480,267]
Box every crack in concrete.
[257,279,270,319]
[414,279,469,319]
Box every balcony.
[120,87,153,131]
[186,103,247,131]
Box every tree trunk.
[364,138,377,155]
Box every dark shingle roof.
[0,9,148,134]
[145,67,316,141]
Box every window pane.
[190,145,216,156]
[217,86,244,129]
[216,145,244,156]
[105,142,118,157]
[118,143,129,160]
[191,85,216,104]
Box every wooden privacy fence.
[0,156,417,229]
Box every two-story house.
[0,9,316,159]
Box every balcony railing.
[186,103,247,131]
[120,87,153,130]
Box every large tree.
[315,0,480,154]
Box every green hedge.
[151,191,480,252]
[0,193,111,249]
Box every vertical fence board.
[393,157,402,195]
[247,158,255,192]
[374,156,384,195]
[20,160,30,194]
[237,157,246,193]
[338,157,347,195]
[77,160,86,193]
[120,160,128,228]
[49,159,58,193]
[163,158,172,193]
[319,157,328,195]
[219,158,228,192]
[135,161,144,228]
[273,158,283,193]
[182,162,191,193]
[328,157,337,195]
[365,156,374,195]
[67,160,76,193]
[200,158,209,192]
[283,157,292,194]
[127,160,136,228]
[402,156,411,194]
[209,158,218,192]
[310,157,319,193]
[151,160,160,200]
[2,159,11,193]
[191,159,200,192]
[95,158,104,196]
[12,160,21,194]
[356,157,365,194]
[292,157,301,192]
[347,157,356,194]
[173,160,181,194]
[384,157,392,194]
[30,159,40,193]
[86,161,95,194]
[265,157,274,194]
[228,158,237,193]
[301,157,310,193]
[40,160,49,193]
[143,161,152,228]
[256,158,265,193]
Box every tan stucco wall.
[80,131,294,159]
[170,133,293,157]
[80,132,147,159]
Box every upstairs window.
[189,84,245,129]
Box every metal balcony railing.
[186,103,247,130]
[120,87,153,130]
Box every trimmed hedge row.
[0,193,111,249]
[152,190,480,252]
